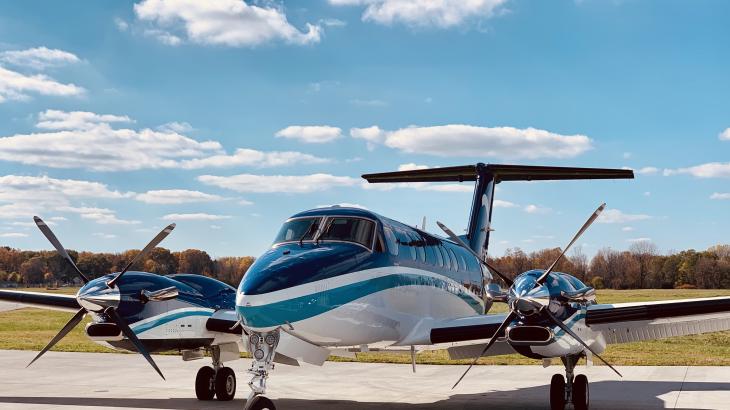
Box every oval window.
[383,226,399,256]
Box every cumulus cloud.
[719,128,730,141]
[0,232,28,238]
[162,213,231,221]
[275,125,342,143]
[198,173,359,193]
[362,163,473,193]
[0,66,84,103]
[524,204,550,214]
[710,192,730,200]
[664,162,730,178]
[494,199,518,208]
[157,121,193,133]
[598,209,652,224]
[135,189,225,204]
[0,110,327,171]
[329,0,508,28]
[637,166,659,175]
[622,226,635,232]
[0,175,139,225]
[353,124,592,159]
[0,47,80,70]
[627,237,652,243]
[133,0,321,47]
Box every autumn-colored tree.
[20,257,46,285]
[176,249,215,276]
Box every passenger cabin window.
[383,226,399,256]
[319,217,375,248]
[448,248,459,272]
[413,234,426,263]
[440,246,451,270]
[274,217,321,244]
[434,244,444,267]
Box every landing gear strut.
[244,329,280,410]
[550,355,589,410]
[195,345,237,401]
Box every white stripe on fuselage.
[236,266,482,307]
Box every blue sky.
[0,0,728,259]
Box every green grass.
[2,288,729,365]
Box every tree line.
[2,242,729,290]
[489,242,730,289]
[0,246,254,288]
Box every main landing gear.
[195,345,237,401]
[550,355,589,410]
[244,329,280,410]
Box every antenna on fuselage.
[421,216,426,231]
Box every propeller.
[451,203,620,389]
[536,203,605,285]
[436,221,513,287]
[29,217,175,379]
[452,311,516,389]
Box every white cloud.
[320,18,347,27]
[598,209,652,224]
[710,192,730,200]
[637,166,659,175]
[143,28,183,46]
[643,191,651,197]
[0,110,326,171]
[329,0,508,28]
[275,125,342,143]
[0,232,28,238]
[162,213,231,221]
[719,128,730,141]
[627,237,652,243]
[36,109,133,130]
[93,232,117,239]
[157,121,193,133]
[664,162,730,178]
[0,66,84,103]
[358,124,592,159]
[0,47,80,70]
[115,17,130,31]
[494,199,518,208]
[179,148,329,169]
[133,0,321,47]
[524,204,550,214]
[135,189,224,204]
[398,163,429,171]
[198,173,359,193]
[622,152,632,159]
[622,226,635,232]
[59,206,141,225]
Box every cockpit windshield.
[273,217,322,244]
[319,217,375,248]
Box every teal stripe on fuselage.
[131,310,213,335]
[238,273,483,328]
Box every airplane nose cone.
[513,297,539,316]
[76,281,120,312]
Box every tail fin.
[362,164,634,258]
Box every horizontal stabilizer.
[362,164,634,184]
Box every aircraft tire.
[214,367,236,401]
[572,374,589,410]
[549,374,566,410]
[195,366,216,400]
[248,395,276,410]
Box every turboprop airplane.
[3,164,730,410]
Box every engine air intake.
[507,326,553,345]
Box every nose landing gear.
[244,329,280,410]
[550,355,589,410]
[194,345,237,401]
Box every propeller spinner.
[28,216,176,380]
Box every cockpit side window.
[273,217,321,244]
[319,217,375,248]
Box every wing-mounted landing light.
[451,203,621,389]
[28,216,175,380]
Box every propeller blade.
[536,203,606,285]
[27,308,86,368]
[108,223,175,288]
[452,311,516,389]
[107,308,165,380]
[437,221,513,287]
[33,216,89,284]
[545,310,622,377]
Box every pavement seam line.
[673,365,690,409]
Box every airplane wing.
[586,296,730,344]
[0,289,80,313]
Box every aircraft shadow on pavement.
[0,380,728,410]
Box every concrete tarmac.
[0,350,728,410]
